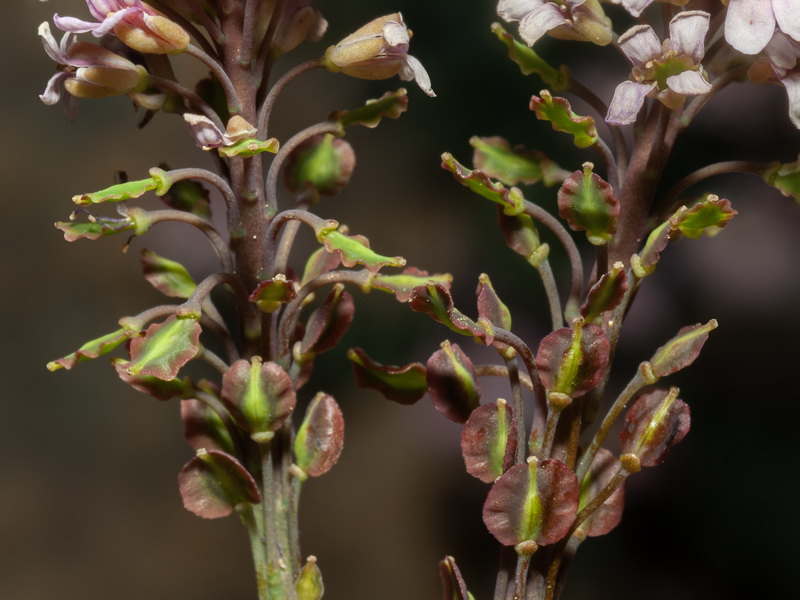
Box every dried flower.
[606,11,712,125]
[323,13,435,97]
[54,0,190,54]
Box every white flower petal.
[666,70,712,96]
[780,71,800,129]
[724,0,776,55]
[518,3,569,46]
[614,0,654,18]
[668,11,710,63]
[618,24,661,67]
[763,31,800,75]
[773,0,800,44]
[39,72,68,105]
[400,54,436,97]
[606,80,655,125]
[497,0,543,22]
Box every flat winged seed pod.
[621,387,690,467]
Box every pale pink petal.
[724,0,776,55]
[400,54,436,97]
[606,80,655,125]
[773,0,800,43]
[612,0,654,18]
[183,113,226,149]
[39,72,68,105]
[668,11,710,63]
[666,70,712,96]
[618,24,661,67]
[518,3,569,46]
[763,32,800,75]
[497,0,543,22]
[38,22,69,63]
[780,71,800,128]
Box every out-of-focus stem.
[148,75,224,128]
[257,58,324,137]
[186,43,242,115]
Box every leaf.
[294,392,345,477]
[297,284,355,360]
[178,448,260,519]
[331,88,409,128]
[141,249,197,299]
[557,162,619,245]
[371,268,453,303]
[536,320,610,398]
[483,457,579,546]
[221,357,297,441]
[320,230,406,272]
[461,399,517,483]
[426,340,482,423]
[530,91,599,149]
[490,22,570,90]
[441,152,524,215]
[579,262,629,324]
[579,448,625,537]
[649,320,717,378]
[47,327,131,371]
[408,283,492,344]
[620,387,690,467]
[348,348,427,405]
[471,136,569,187]
[121,315,202,380]
[71,176,159,205]
[217,137,280,158]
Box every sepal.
[178,448,260,519]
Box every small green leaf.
[348,348,427,405]
[441,153,524,215]
[490,22,570,90]
[331,88,408,128]
[320,230,406,272]
[471,136,570,187]
[371,268,453,303]
[47,327,132,371]
[217,137,280,158]
[72,176,159,205]
[530,91,599,149]
[121,315,202,380]
[141,249,197,299]
[557,162,619,245]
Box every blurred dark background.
[4,1,800,599]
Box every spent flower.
[606,11,712,125]
[323,13,435,97]
[54,0,190,54]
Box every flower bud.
[323,13,435,97]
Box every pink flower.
[54,1,189,54]
[724,0,800,55]
[39,21,146,114]
[496,0,612,47]
[606,11,712,125]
